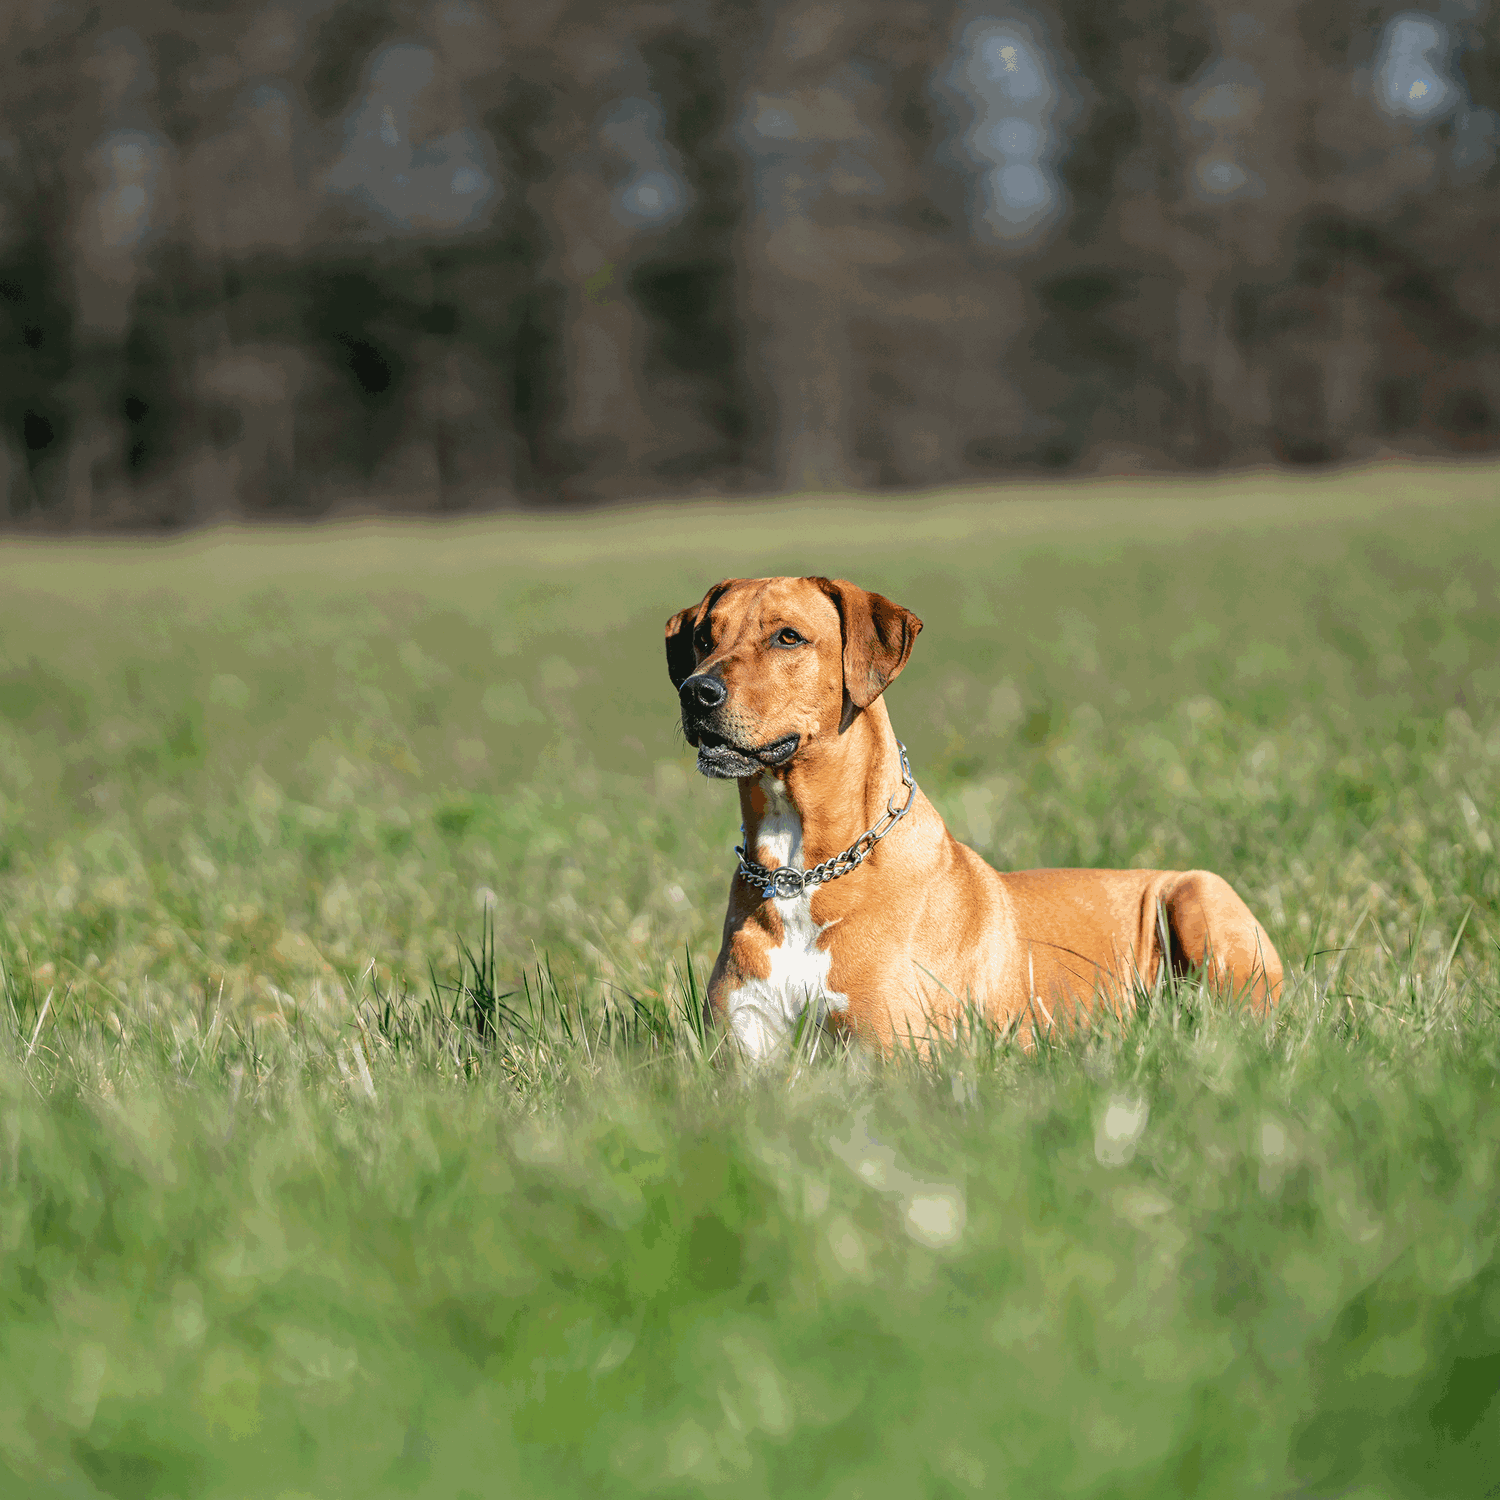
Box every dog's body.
[666,576,1282,1056]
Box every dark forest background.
[2,0,1498,525]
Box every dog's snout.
[680,673,727,713]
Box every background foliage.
[4,0,1500,523]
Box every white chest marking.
[725,776,849,1060]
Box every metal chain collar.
[735,740,916,901]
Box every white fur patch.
[725,775,848,1059]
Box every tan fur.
[666,577,1282,1054]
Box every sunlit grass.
[1,463,1498,1496]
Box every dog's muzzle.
[678,671,799,777]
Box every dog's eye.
[774,627,806,647]
[694,626,712,651]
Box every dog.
[665,575,1283,1057]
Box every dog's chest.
[724,783,848,1058]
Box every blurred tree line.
[2,0,1497,524]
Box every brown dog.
[666,576,1283,1057]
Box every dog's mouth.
[692,729,800,779]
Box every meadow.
[1,465,1498,1498]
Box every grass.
[1,463,1499,1497]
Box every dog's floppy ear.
[664,580,737,689]
[664,605,698,690]
[814,577,922,726]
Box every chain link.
[735,741,915,901]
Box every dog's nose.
[681,673,727,712]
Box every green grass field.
[2,465,1499,1498]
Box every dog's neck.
[737,699,906,873]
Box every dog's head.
[663,576,922,779]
